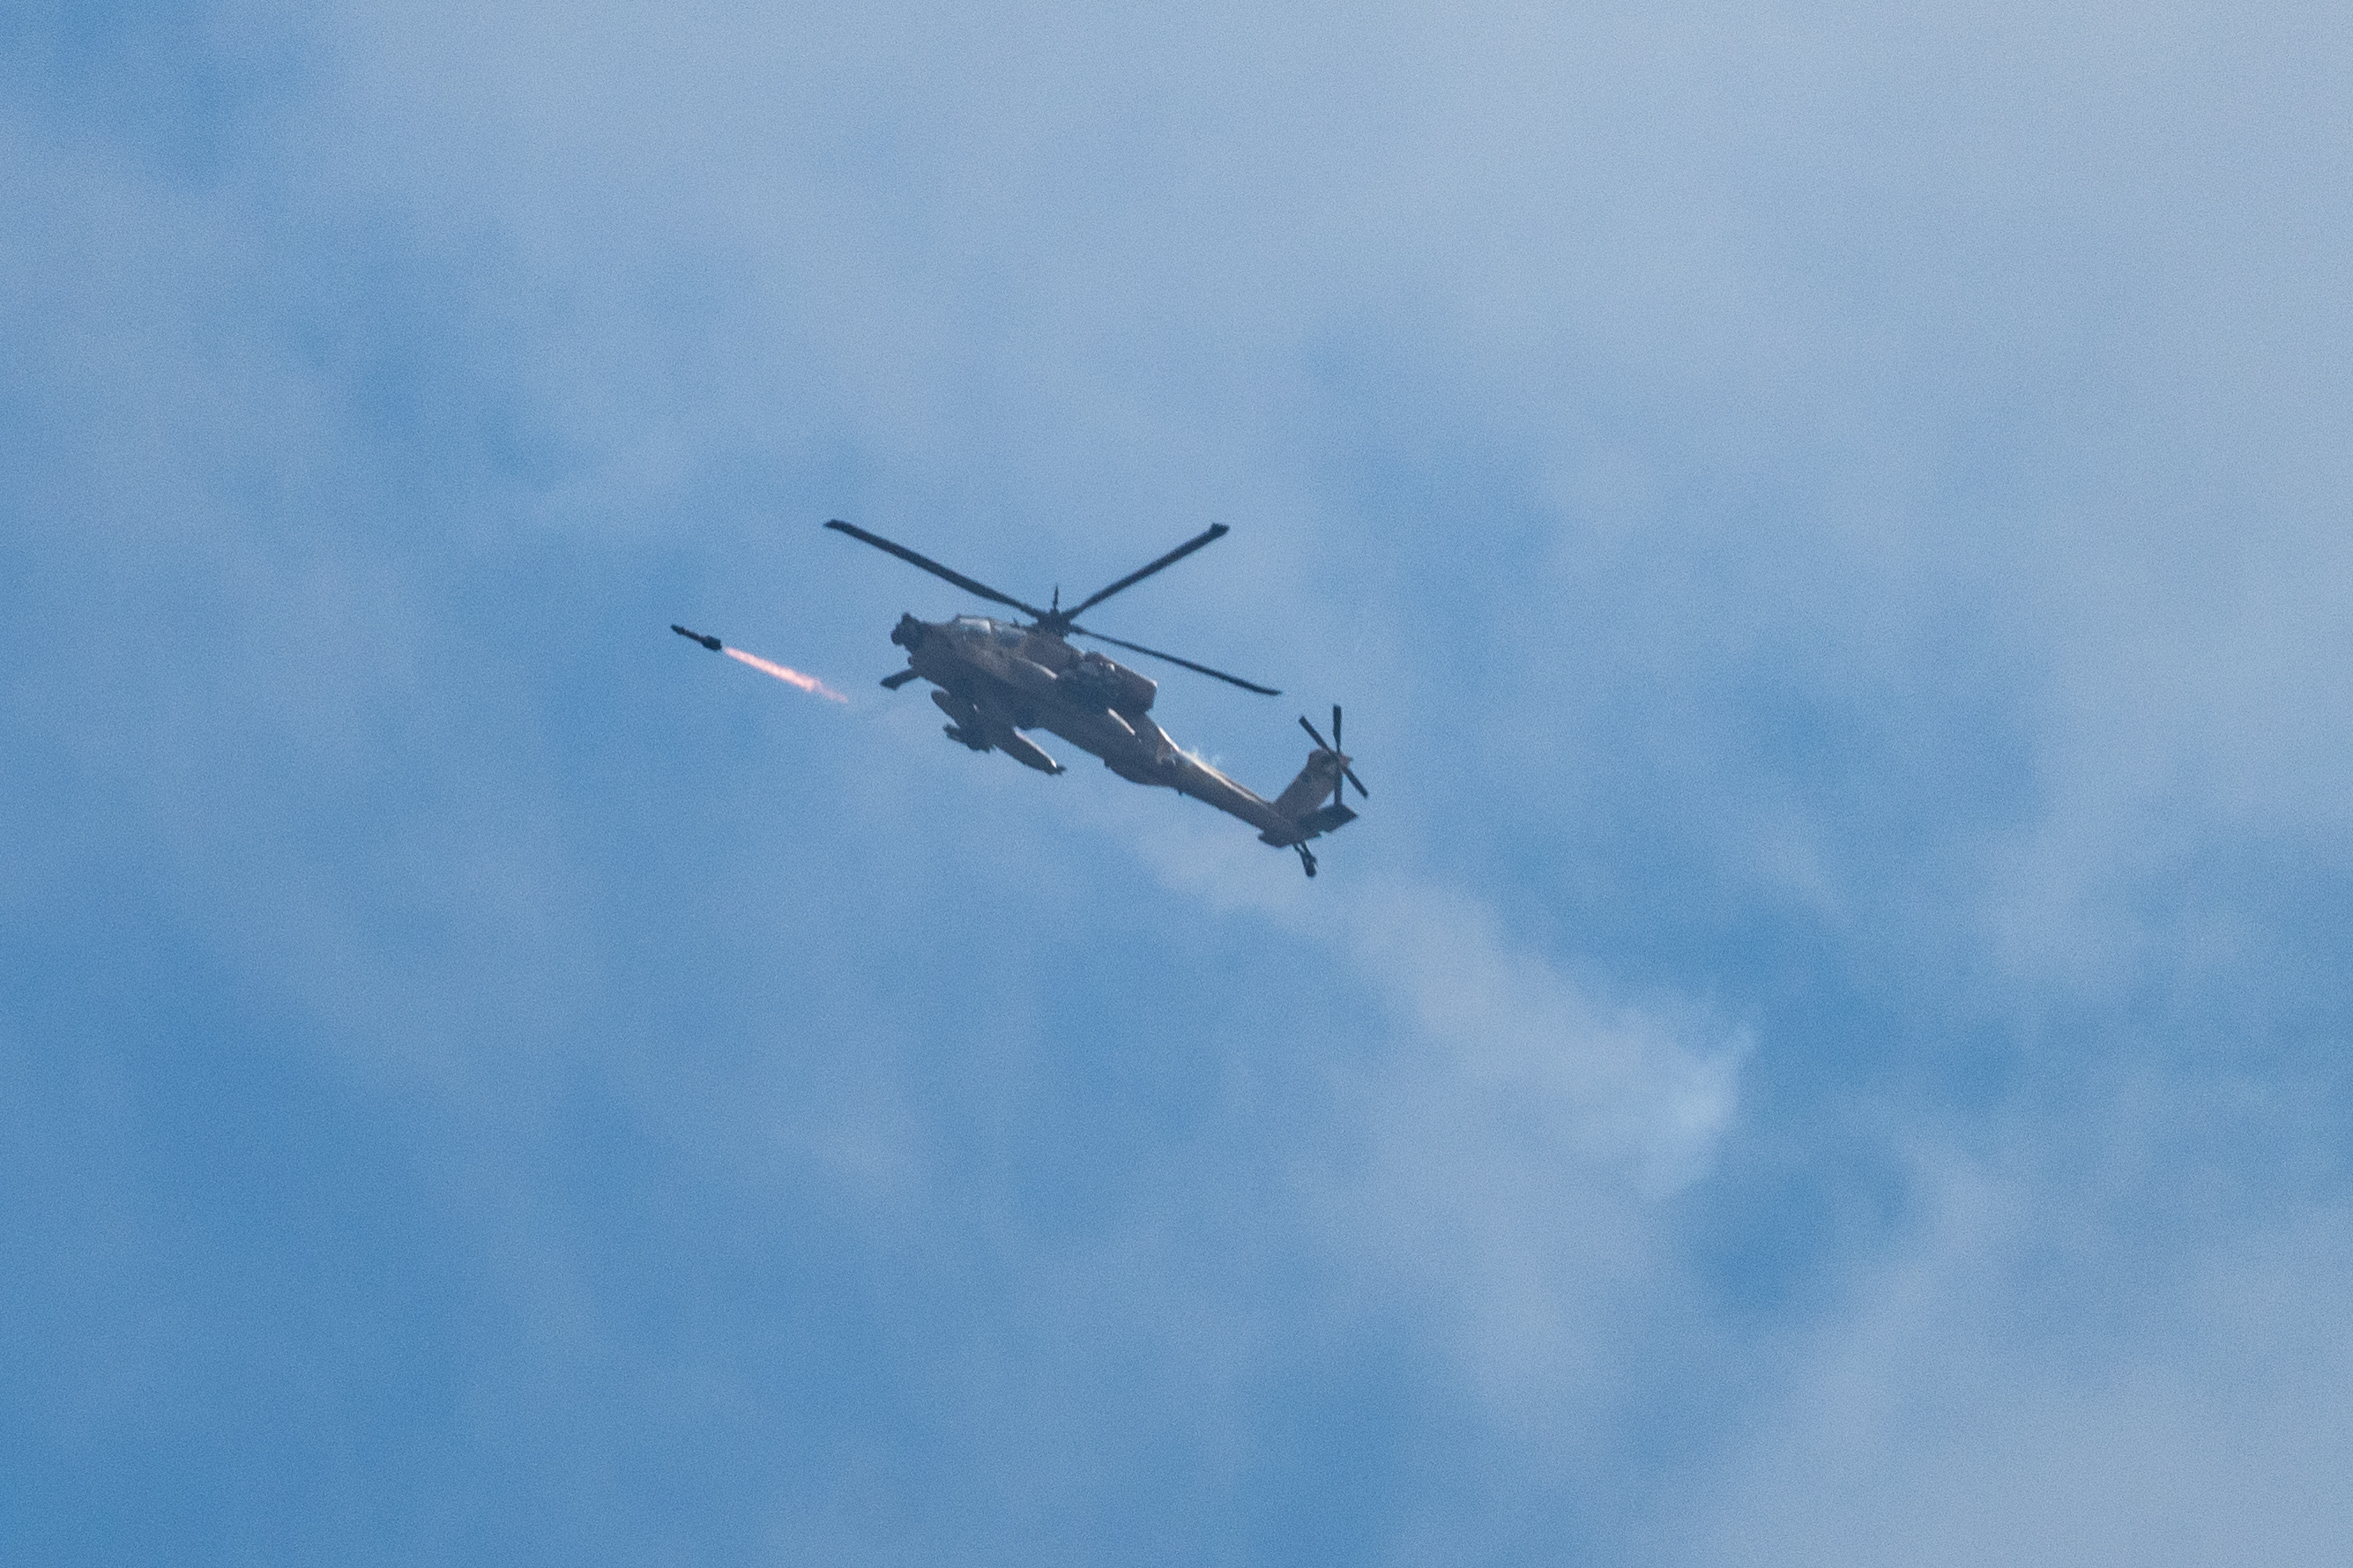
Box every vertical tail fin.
[1267,710,1365,864]
[1273,748,1344,821]
[1271,750,1358,843]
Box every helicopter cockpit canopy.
[948,615,1029,645]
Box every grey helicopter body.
[827,519,1366,875]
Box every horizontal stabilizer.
[1294,802,1358,839]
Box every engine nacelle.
[1059,650,1158,715]
[996,656,1064,707]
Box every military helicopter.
[826,518,1366,876]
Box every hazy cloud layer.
[6,0,2350,1561]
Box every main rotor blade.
[1063,524,1229,620]
[824,520,1048,620]
[1073,626,1279,695]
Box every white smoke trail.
[724,645,848,703]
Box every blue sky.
[5,0,2350,1562]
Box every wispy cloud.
[11,0,2353,1558]
[1127,810,1744,1395]
[1690,1134,2353,1568]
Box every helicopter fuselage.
[890,613,1347,849]
[816,517,1360,874]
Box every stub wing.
[930,687,1063,774]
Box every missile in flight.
[670,622,848,702]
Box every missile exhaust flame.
[724,645,848,703]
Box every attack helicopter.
[826,519,1367,876]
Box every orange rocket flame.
[725,645,848,703]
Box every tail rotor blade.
[1330,706,1344,806]
[1301,710,1366,803]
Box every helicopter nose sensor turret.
[890,613,927,650]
